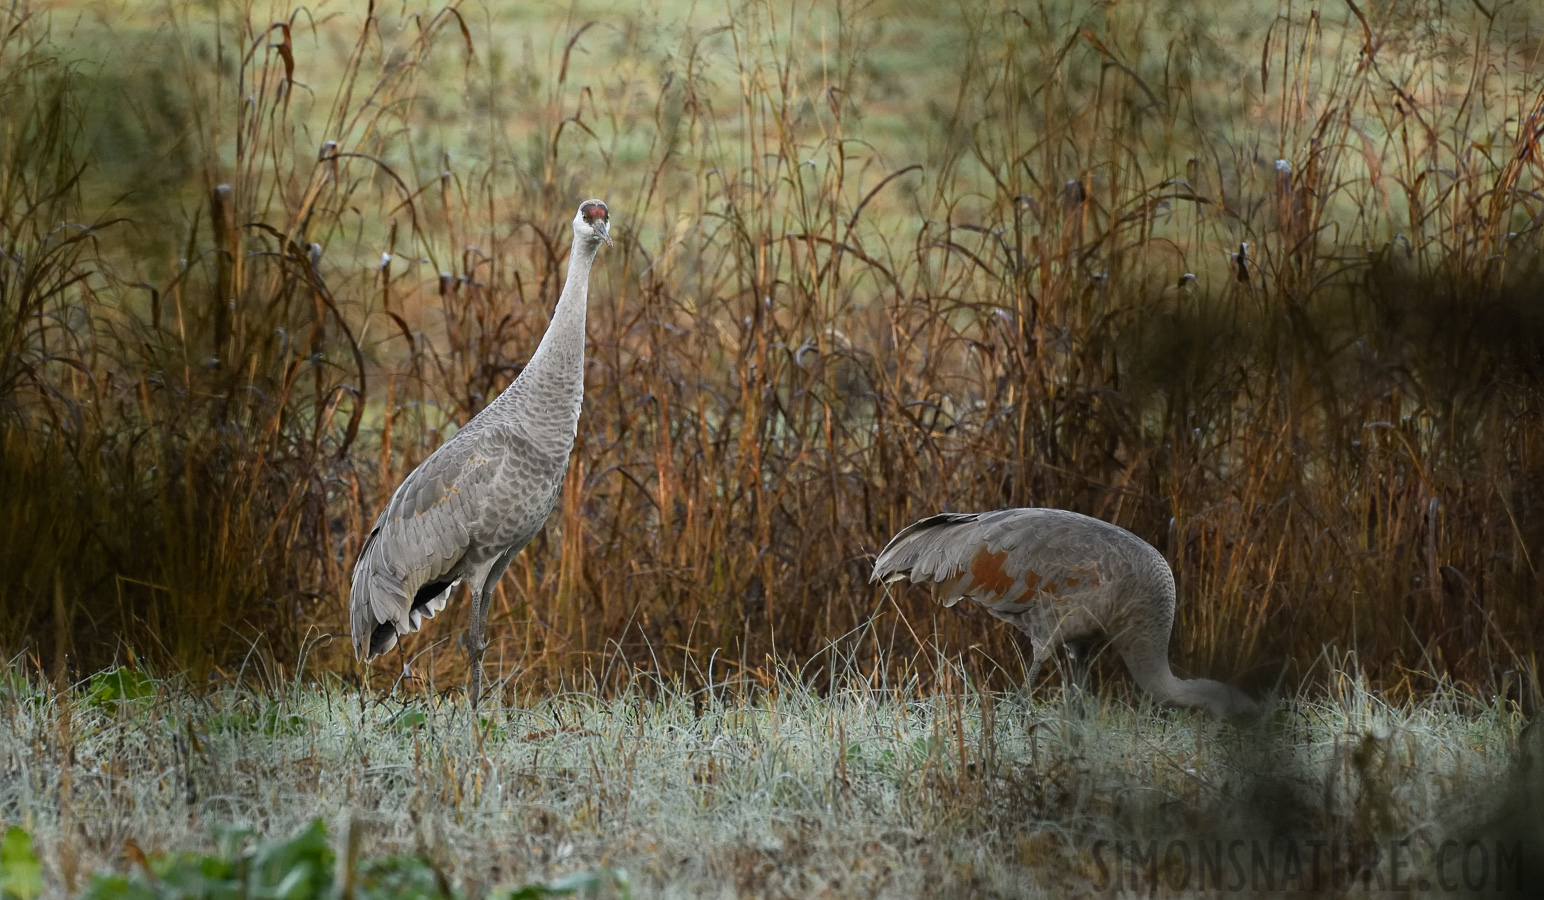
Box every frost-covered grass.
[1,663,1537,898]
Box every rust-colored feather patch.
[969,549,1015,596]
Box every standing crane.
[872,508,1257,718]
[351,199,611,706]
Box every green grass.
[0,660,1537,897]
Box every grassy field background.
[1,0,1544,891]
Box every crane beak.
[597,220,612,247]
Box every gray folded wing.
[871,508,1141,610]
[349,434,497,658]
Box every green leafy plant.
[0,828,42,900]
[501,869,630,900]
[388,708,429,734]
[76,818,625,900]
[83,821,332,900]
[86,668,156,715]
[351,855,458,900]
[205,703,305,737]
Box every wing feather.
[870,512,982,583]
[872,508,1155,611]
[349,433,495,658]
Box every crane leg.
[466,586,490,708]
[1025,640,1048,699]
[1014,614,1051,702]
[1064,640,1093,696]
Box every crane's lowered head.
[575,199,612,248]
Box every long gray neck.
[489,234,600,451]
[1116,577,1255,718]
[1138,665,1255,718]
[524,235,598,374]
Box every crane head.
[576,199,612,247]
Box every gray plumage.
[871,508,1256,718]
[351,199,611,705]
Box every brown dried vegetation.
[0,0,1541,703]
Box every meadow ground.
[2,0,1544,894]
[0,660,1538,898]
